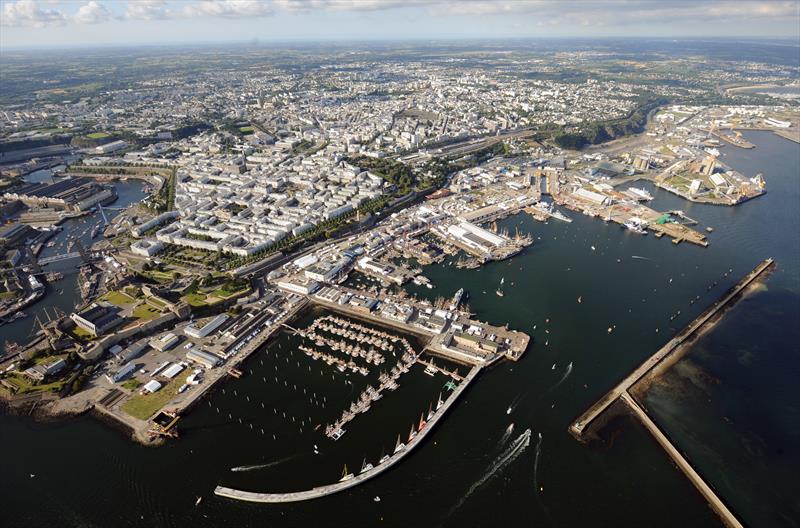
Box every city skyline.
[1,0,799,49]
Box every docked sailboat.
[436,393,444,411]
[360,458,374,474]
[339,464,354,482]
[408,423,417,442]
[394,434,406,454]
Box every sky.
[1,0,799,49]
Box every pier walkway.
[215,365,480,503]
[570,258,774,437]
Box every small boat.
[360,458,374,474]
[394,434,405,454]
[577,296,582,304]
[379,454,390,464]
[551,363,556,370]
[408,424,417,442]
[495,289,504,297]
[591,245,596,251]
[506,406,512,415]
[374,496,381,502]
[340,465,354,482]
[195,496,202,506]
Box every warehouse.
[186,348,221,368]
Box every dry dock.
[214,365,480,503]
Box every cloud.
[1,0,797,30]
[73,0,112,24]
[125,0,171,21]
[1,0,66,27]
[181,0,275,18]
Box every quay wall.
[215,365,481,503]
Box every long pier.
[569,258,774,528]
[570,257,774,437]
[214,365,480,503]
[620,393,743,528]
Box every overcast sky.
[1,0,799,49]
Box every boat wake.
[230,454,299,473]
[506,392,526,415]
[500,422,515,445]
[548,362,573,392]
[631,255,652,261]
[532,432,543,491]
[450,429,532,514]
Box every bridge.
[39,252,82,265]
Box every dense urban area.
[1,41,798,507]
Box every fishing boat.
[339,464,354,482]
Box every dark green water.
[1,131,797,527]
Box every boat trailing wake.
[548,361,573,392]
[450,428,532,514]
[500,422,515,445]
[506,390,528,415]
[230,454,298,473]
[532,432,543,491]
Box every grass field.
[132,304,161,321]
[2,373,65,395]
[102,290,135,307]
[239,126,255,133]
[122,378,142,390]
[86,132,110,139]
[121,375,185,420]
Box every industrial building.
[70,303,124,336]
[186,348,221,368]
[184,314,229,339]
